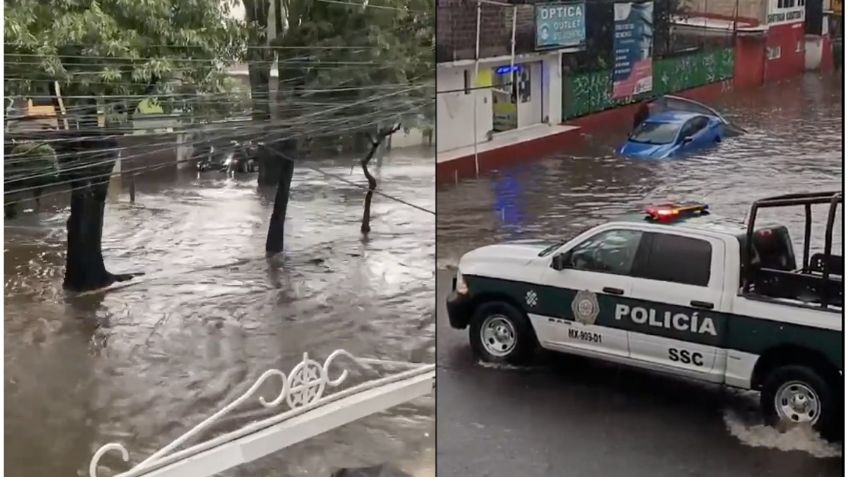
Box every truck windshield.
[539,240,566,257]
[629,122,680,145]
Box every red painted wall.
[764,22,807,81]
[734,36,766,88]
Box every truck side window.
[568,229,644,276]
[635,233,712,286]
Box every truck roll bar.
[744,191,842,309]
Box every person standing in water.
[633,99,651,131]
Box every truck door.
[626,230,728,382]
[538,227,646,359]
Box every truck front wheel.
[760,365,839,439]
[469,301,537,365]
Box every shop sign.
[535,2,586,50]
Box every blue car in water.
[618,95,745,159]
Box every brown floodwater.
[438,74,843,268]
[5,147,435,476]
[435,73,843,475]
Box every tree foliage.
[6,142,58,187]
[4,0,247,120]
[240,0,434,135]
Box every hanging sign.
[612,1,654,99]
[535,2,586,50]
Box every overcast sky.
[229,2,245,21]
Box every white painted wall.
[437,66,492,153]
[805,34,824,70]
[543,52,562,124]
[437,51,565,152]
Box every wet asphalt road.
[436,271,842,477]
[435,74,843,477]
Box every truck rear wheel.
[469,301,536,365]
[760,365,839,439]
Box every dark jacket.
[633,103,650,130]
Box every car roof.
[646,111,708,123]
[613,213,748,237]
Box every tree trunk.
[244,0,274,185]
[360,139,383,234]
[265,151,295,255]
[258,143,282,186]
[359,125,400,234]
[63,179,113,291]
[360,144,379,235]
[61,137,134,292]
[248,62,272,122]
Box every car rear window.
[629,122,679,144]
[635,232,712,286]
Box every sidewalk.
[435,123,580,183]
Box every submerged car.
[619,95,745,159]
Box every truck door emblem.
[572,290,600,325]
[525,290,539,307]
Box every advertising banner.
[612,1,654,99]
[535,2,586,50]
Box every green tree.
[239,0,433,148]
[239,0,433,251]
[274,0,433,132]
[5,0,245,122]
[4,0,245,292]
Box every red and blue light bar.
[644,202,709,222]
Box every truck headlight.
[455,269,468,295]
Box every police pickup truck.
[446,192,843,437]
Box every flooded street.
[437,74,843,477]
[5,148,435,476]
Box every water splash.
[400,446,434,477]
[722,407,842,458]
[476,360,544,372]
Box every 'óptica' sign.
[535,2,586,50]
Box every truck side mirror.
[551,251,571,271]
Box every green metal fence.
[562,48,735,120]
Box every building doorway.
[491,62,544,133]
[492,65,518,132]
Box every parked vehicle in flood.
[619,95,746,159]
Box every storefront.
[491,61,545,132]
[436,52,561,154]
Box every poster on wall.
[612,1,654,99]
[535,2,586,50]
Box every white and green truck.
[447,193,842,437]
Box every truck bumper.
[446,291,474,329]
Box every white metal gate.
[89,350,435,477]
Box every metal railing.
[89,350,435,477]
[437,0,536,63]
